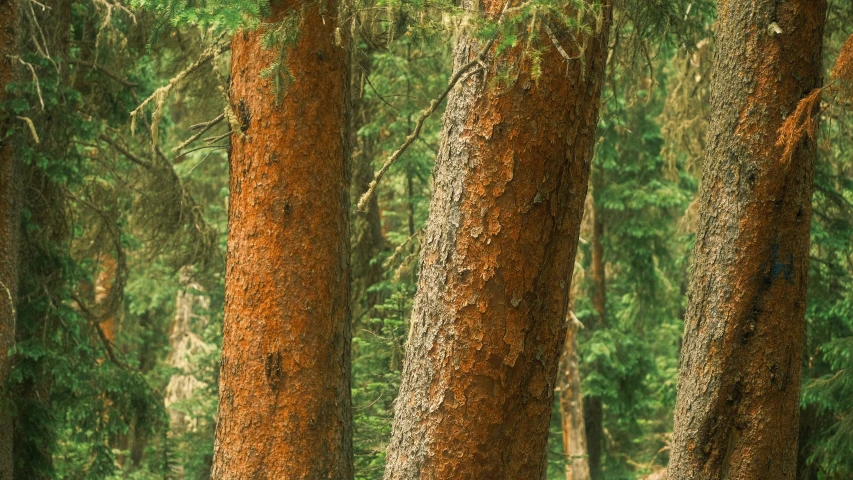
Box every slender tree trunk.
[669,2,826,479]
[559,310,591,480]
[165,268,211,436]
[211,1,353,478]
[0,2,20,477]
[585,183,605,480]
[350,43,385,324]
[383,2,611,478]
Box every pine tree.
[211,0,354,477]
[383,1,612,477]
[670,1,827,478]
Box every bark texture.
[669,2,826,479]
[559,312,591,480]
[383,2,611,478]
[211,1,353,478]
[0,1,19,477]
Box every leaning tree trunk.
[0,1,20,477]
[211,1,352,478]
[382,2,611,478]
[669,2,826,479]
[559,309,591,480]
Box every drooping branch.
[129,41,230,149]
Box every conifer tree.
[211,0,353,477]
[383,1,612,477]
[670,1,827,478]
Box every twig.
[543,22,581,62]
[10,56,44,109]
[0,279,15,321]
[201,131,232,145]
[172,113,225,153]
[67,59,138,87]
[70,293,126,368]
[16,116,39,143]
[356,0,514,212]
[175,144,228,158]
[384,228,423,269]
[98,134,154,169]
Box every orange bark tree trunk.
[211,1,353,478]
[0,1,19,477]
[669,1,826,479]
[382,2,611,478]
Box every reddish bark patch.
[211,1,353,478]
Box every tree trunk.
[382,2,611,478]
[0,1,20,477]
[165,269,212,479]
[585,181,605,480]
[211,0,353,478]
[165,268,211,436]
[350,43,385,325]
[669,2,826,479]
[559,311,591,480]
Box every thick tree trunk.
[559,311,591,480]
[382,2,611,478]
[669,2,826,479]
[0,2,20,477]
[211,1,353,478]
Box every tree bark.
[585,182,605,480]
[211,0,353,478]
[559,311,591,480]
[669,2,826,479]
[382,2,611,478]
[350,42,385,325]
[0,1,20,477]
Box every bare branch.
[68,59,138,87]
[172,113,225,154]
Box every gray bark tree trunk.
[669,1,827,479]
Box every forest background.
[0,0,851,479]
